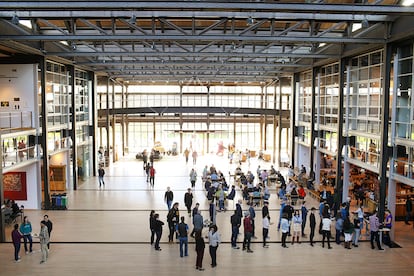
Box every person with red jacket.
[242,212,254,253]
[298,185,306,199]
[149,166,156,188]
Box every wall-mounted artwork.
[3,172,27,200]
[1,101,10,107]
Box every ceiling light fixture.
[361,18,369,29]
[11,14,19,25]
[129,14,136,25]
[70,41,77,50]
[246,17,255,26]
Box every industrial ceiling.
[1,0,414,85]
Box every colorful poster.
[3,172,27,200]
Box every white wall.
[0,64,37,128]
[14,163,40,209]
[1,64,40,209]
[296,143,310,171]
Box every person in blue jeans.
[20,216,33,254]
[176,216,189,257]
[11,223,23,262]
[164,187,174,210]
[230,210,241,249]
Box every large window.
[346,50,383,135]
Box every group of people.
[144,156,400,272]
[11,215,53,264]
[149,203,221,271]
[184,148,198,165]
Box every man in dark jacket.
[230,210,241,249]
[184,188,193,216]
[309,207,316,246]
[282,202,294,236]
[167,202,179,242]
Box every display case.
[41,165,67,192]
[395,183,414,219]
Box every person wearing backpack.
[176,216,189,257]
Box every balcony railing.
[0,111,33,131]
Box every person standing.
[369,210,384,250]
[208,225,220,268]
[248,203,256,238]
[230,210,241,249]
[39,221,50,264]
[98,165,105,187]
[192,150,198,165]
[383,209,393,246]
[262,201,269,219]
[149,210,156,245]
[164,187,174,210]
[292,210,302,244]
[20,216,33,254]
[142,149,148,170]
[191,210,204,239]
[335,214,344,245]
[235,199,243,218]
[11,223,23,263]
[153,213,164,251]
[184,188,193,216]
[262,214,271,248]
[301,202,308,237]
[176,216,189,257]
[209,200,217,225]
[41,214,53,249]
[343,217,354,249]
[309,207,316,246]
[405,196,412,225]
[167,202,180,243]
[190,203,200,237]
[184,148,190,164]
[280,213,290,248]
[242,211,254,253]
[195,230,205,271]
[321,215,332,249]
[149,165,156,188]
[145,162,151,182]
[189,168,197,189]
[352,213,361,247]
[282,201,294,236]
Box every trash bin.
[61,194,67,209]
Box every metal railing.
[0,111,33,131]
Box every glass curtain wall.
[297,70,313,145]
[97,83,282,158]
[345,50,383,168]
[75,69,92,179]
[393,43,414,181]
[317,63,340,154]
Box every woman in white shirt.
[262,215,270,248]
[321,216,332,249]
[208,225,221,268]
[292,210,302,244]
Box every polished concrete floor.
[1,153,414,275]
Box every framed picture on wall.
[3,172,27,200]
